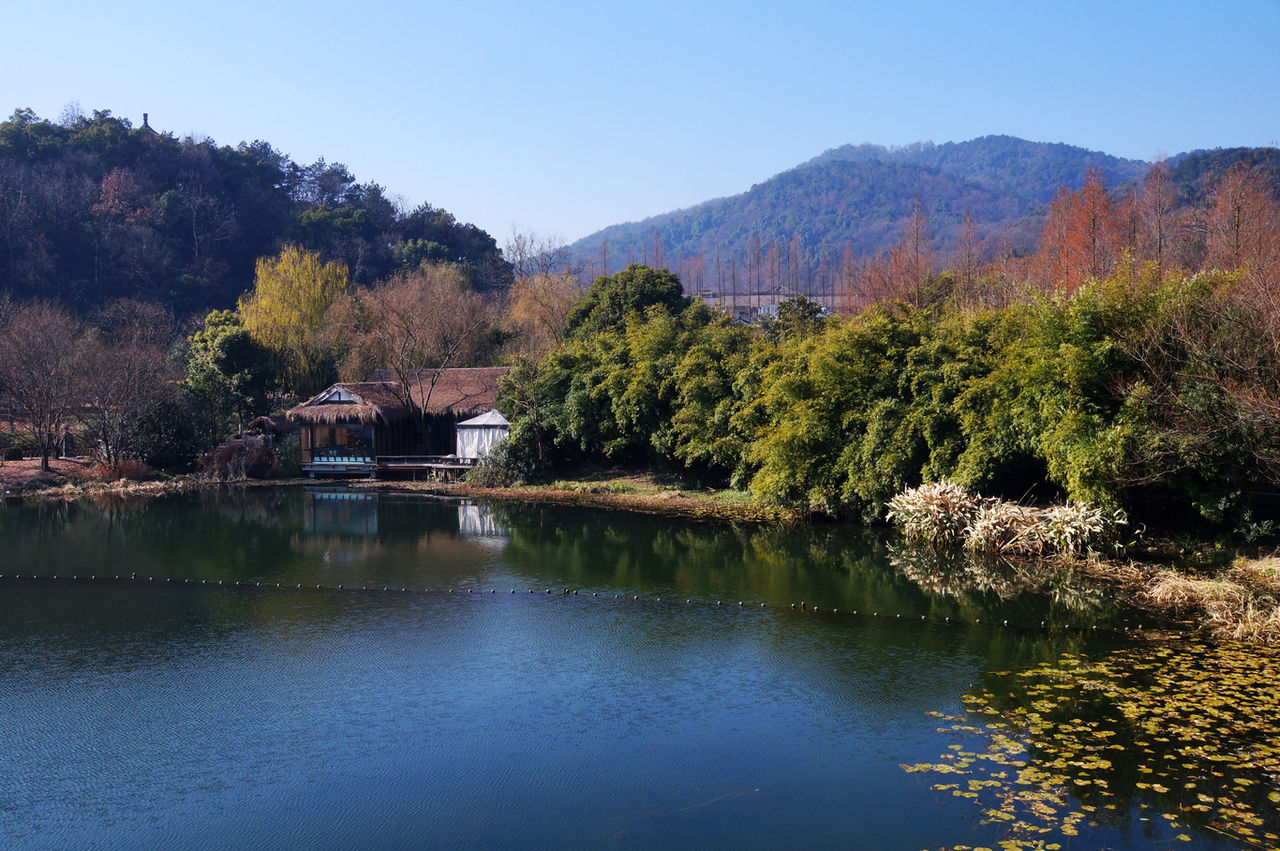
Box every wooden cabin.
[286,367,508,477]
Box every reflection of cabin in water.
[301,489,509,545]
[303,489,379,535]
[286,367,509,478]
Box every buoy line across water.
[0,572,1172,637]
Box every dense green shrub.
[498,266,1280,533]
[275,434,301,477]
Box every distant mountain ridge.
[567,136,1212,282]
[802,135,1149,208]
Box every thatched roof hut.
[286,367,508,426]
[245,414,298,437]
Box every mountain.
[569,136,1151,281]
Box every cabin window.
[309,425,374,458]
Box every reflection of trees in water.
[496,506,1121,626]
[1,487,307,580]
[890,544,1114,625]
[497,508,931,612]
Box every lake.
[0,487,1266,849]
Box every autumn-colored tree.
[887,199,935,306]
[504,271,580,359]
[1203,165,1280,403]
[0,301,84,471]
[1031,170,1120,292]
[1030,188,1075,291]
[1204,162,1280,284]
[239,244,348,395]
[334,263,494,424]
[1068,169,1121,286]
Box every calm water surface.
[0,488,1224,848]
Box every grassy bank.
[344,472,796,524]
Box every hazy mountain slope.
[805,135,1149,207]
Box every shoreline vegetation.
[5,460,1277,643]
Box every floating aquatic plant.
[904,639,1280,848]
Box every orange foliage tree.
[1205,162,1280,285]
[1032,169,1121,292]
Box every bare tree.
[1205,162,1280,286]
[79,300,180,470]
[952,210,984,305]
[334,264,495,427]
[504,228,576,280]
[1134,159,1178,275]
[889,199,935,307]
[504,271,580,359]
[0,301,84,471]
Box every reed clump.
[887,479,1124,558]
[884,479,981,548]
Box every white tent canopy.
[456,410,510,460]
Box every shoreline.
[341,478,799,524]
[5,467,1274,642]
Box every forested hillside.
[0,108,510,315]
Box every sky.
[2,0,1278,244]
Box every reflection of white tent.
[456,410,510,460]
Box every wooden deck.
[303,455,476,481]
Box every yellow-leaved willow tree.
[239,244,348,396]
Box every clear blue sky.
[3,0,1277,243]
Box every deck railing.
[377,455,476,468]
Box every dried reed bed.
[1147,560,1280,643]
[886,479,1124,558]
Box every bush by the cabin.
[130,395,206,474]
[275,434,302,477]
[468,426,543,487]
[201,436,283,481]
[92,459,152,482]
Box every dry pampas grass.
[887,479,1124,558]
